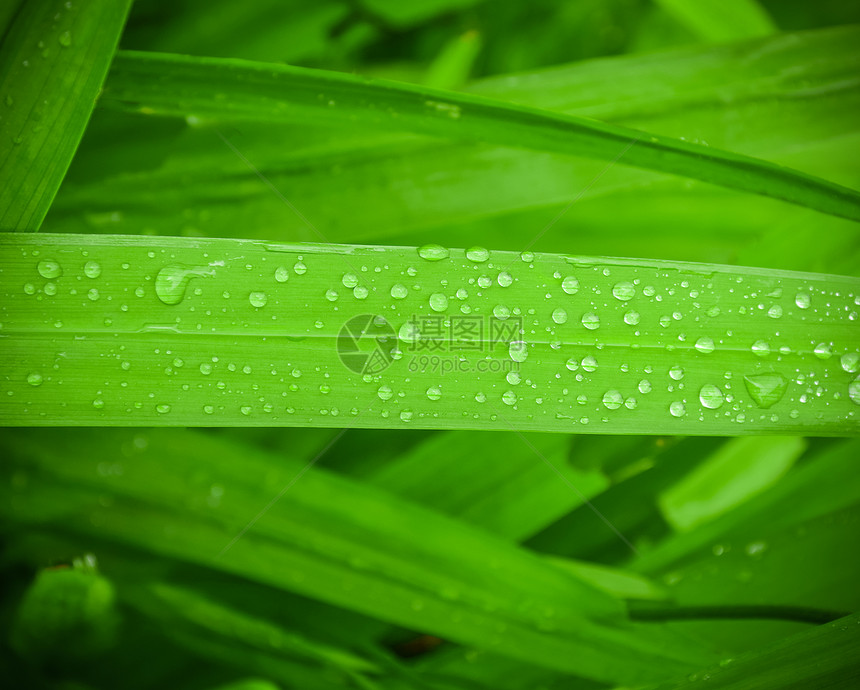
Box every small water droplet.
[581,355,598,372]
[497,271,513,287]
[341,272,358,288]
[639,379,652,394]
[293,261,307,275]
[27,373,43,387]
[502,390,517,405]
[841,353,859,373]
[58,31,72,47]
[240,405,252,416]
[156,404,171,414]
[426,386,441,401]
[565,358,578,372]
[795,293,810,309]
[200,363,212,375]
[767,304,783,319]
[37,259,62,279]
[391,283,408,299]
[751,340,770,357]
[699,384,724,409]
[400,409,414,422]
[551,308,567,324]
[418,244,449,261]
[325,288,338,302]
[84,261,101,278]
[813,342,832,360]
[509,340,528,363]
[275,266,289,283]
[466,246,489,262]
[493,304,511,320]
[475,392,486,403]
[353,286,369,299]
[377,385,393,401]
[612,281,635,301]
[249,291,268,308]
[669,365,684,380]
[623,310,640,326]
[849,377,860,405]
[87,288,99,301]
[520,251,534,262]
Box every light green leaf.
[2,233,858,433]
[97,49,860,221]
[654,0,776,42]
[0,0,133,231]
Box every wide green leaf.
[2,233,858,432]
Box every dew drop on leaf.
[841,353,859,373]
[37,260,61,279]
[699,384,724,409]
[502,390,517,405]
[429,293,448,312]
[581,355,598,372]
[602,390,623,410]
[509,340,528,363]
[849,377,860,405]
[669,401,686,418]
[466,246,489,263]
[623,310,640,325]
[497,271,513,287]
[390,284,408,299]
[84,261,101,279]
[341,272,358,288]
[612,281,635,301]
[426,386,441,401]
[581,312,600,330]
[293,261,307,275]
[26,373,43,387]
[274,266,289,283]
[249,292,268,308]
[743,372,788,409]
[694,336,715,354]
[400,409,413,422]
[795,293,811,309]
[751,340,770,357]
[551,308,567,324]
[493,304,510,320]
[669,365,684,380]
[155,265,213,305]
[561,276,579,295]
[813,342,832,359]
[418,244,449,261]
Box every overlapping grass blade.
[1,233,858,433]
[0,0,132,231]
[653,0,775,42]
[97,48,860,221]
[0,427,716,685]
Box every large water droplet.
[849,377,860,405]
[602,390,623,410]
[561,276,579,295]
[767,304,783,319]
[669,401,686,418]
[581,355,598,372]
[699,384,724,409]
[502,390,517,405]
[669,365,684,380]
[624,310,640,326]
[418,244,449,261]
[391,284,408,299]
[694,336,715,354]
[27,372,43,387]
[377,385,393,401]
[509,340,528,363]
[155,265,213,305]
[426,386,442,401]
[581,313,600,330]
[249,291,268,308]
[275,266,289,283]
[795,293,810,309]
[751,340,770,357]
[294,261,307,275]
[497,271,513,287]
[638,379,652,394]
[341,272,358,288]
[841,353,859,373]
[400,409,414,422]
[466,246,489,263]
[429,293,448,312]
[813,343,832,360]
[612,281,635,301]
[353,286,369,300]
[493,304,511,320]
[37,260,61,279]
[551,308,567,324]
[744,372,788,409]
[84,261,101,279]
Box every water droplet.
[509,340,528,363]
[744,372,788,408]
[612,281,635,301]
[813,342,832,359]
[669,401,686,418]
[477,275,491,288]
[92,399,104,409]
[418,244,449,261]
[156,404,171,414]
[581,313,600,330]
[203,405,214,415]
[565,358,578,372]
[493,304,511,320]
[561,276,579,295]
[767,304,783,319]
[623,310,640,326]
[694,336,714,354]
[841,353,859,373]
[426,386,441,401]
[520,251,534,262]
[293,261,307,275]
[27,373,43,387]
[466,246,489,262]
[699,384,724,409]
[341,272,358,288]
[249,291,268,308]
[155,265,213,305]
[84,261,101,278]
[497,271,513,287]
[199,363,212,375]
[638,379,652,394]
[849,377,860,405]
[581,355,598,372]
[391,283,408,299]
[502,390,517,405]
[551,308,567,324]
[475,392,486,403]
[275,266,289,283]
[37,259,61,279]
[353,286,369,300]
[377,385,393,401]
[240,405,252,416]
[669,365,684,380]
[429,293,448,312]
[795,293,810,309]
[751,340,770,357]
[43,282,56,296]
[400,409,413,422]
[87,288,99,301]
[602,390,623,410]
[58,31,72,47]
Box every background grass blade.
[1,233,858,432]
[98,49,860,222]
[654,0,776,42]
[0,0,132,232]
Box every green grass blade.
[0,427,715,684]
[654,0,776,42]
[0,0,133,231]
[98,49,860,222]
[1,233,858,433]
[654,613,860,689]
